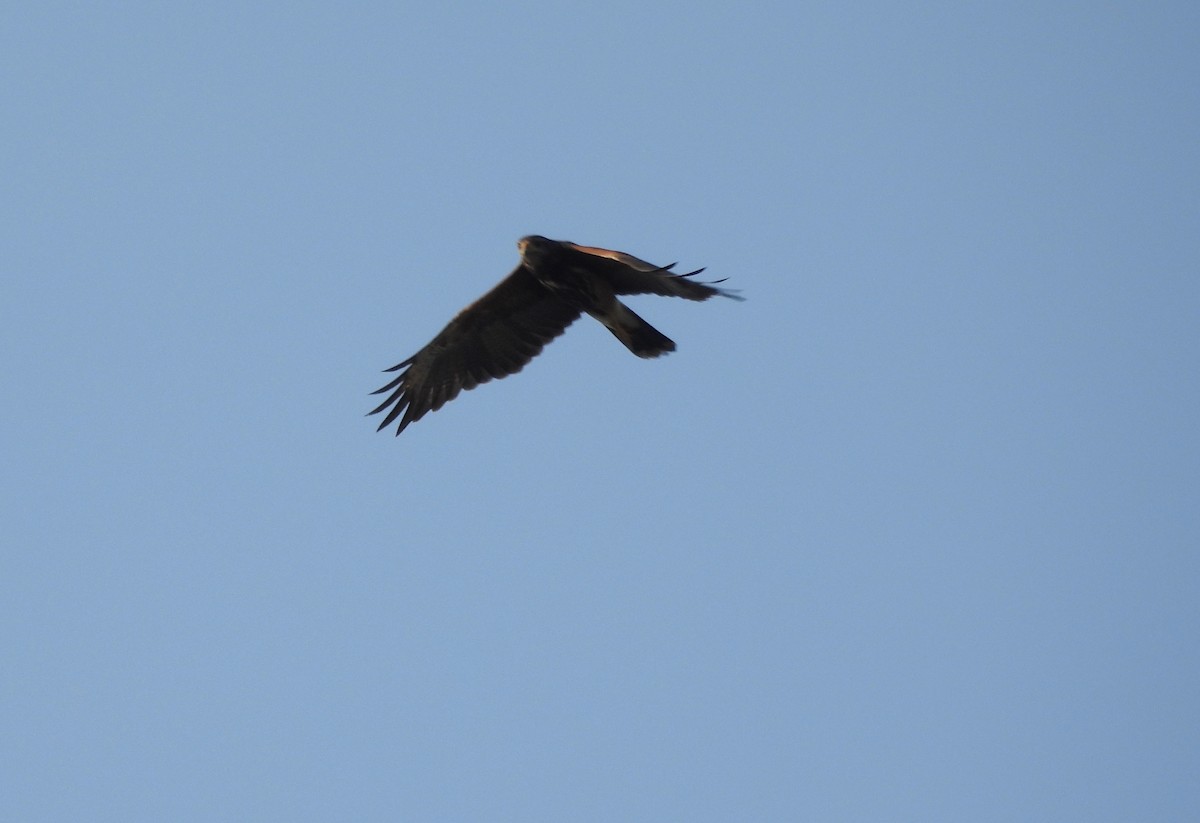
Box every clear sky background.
[3,2,1197,820]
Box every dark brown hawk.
[369,235,742,435]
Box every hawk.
[369,235,742,435]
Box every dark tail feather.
[598,302,676,358]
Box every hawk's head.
[517,235,561,271]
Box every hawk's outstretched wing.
[561,241,745,302]
[368,265,580,435]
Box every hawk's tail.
[595,300,676,359]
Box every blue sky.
[2,2,1197,820]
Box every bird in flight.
[369,235,743,435]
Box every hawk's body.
[369,235,741,435]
